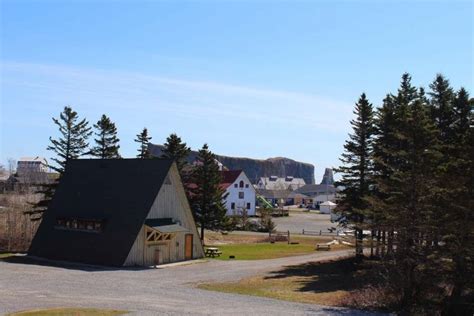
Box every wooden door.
[154,248,160,266]
[185,234,193,260]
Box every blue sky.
[1,1,473,181]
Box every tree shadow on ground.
[264,257,379,294]
[0,254,152,272]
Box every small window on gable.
[239,181,244,188]
[234,183,238,188]
[245,184,249,188]
[55,217,104,233]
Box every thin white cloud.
[1,61,353,133]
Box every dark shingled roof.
[220,170,242,189]
[293,184,336,196]
[29,158,174,267]
[256,188,292,199]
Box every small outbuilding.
[320,200,337,214]
[29,158,204,267]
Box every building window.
[231,202,235,210]
[234,183,238,188]
[239,192,244,199]
[239,181,244,188]
[246,203,251,209]
[55,217,104,233]
[245,184,249,188]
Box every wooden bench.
[269,231,290,244]
[316,244,331,251]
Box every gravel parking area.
[273,212,337,234]
[0,250,383,316]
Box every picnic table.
[205,247,222,258]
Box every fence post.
[302,229,305,235]
[287,230,290,244]
[319,230,321,236]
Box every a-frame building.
[29,158,204,267]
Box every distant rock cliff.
[148,144,315,184]
[320,168,334,185]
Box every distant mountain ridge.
[148,144,315,185]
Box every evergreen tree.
[390,88,442,311]
[442,88,474,313]
[369,94,399,254]
[187,144,228,241]
[90,114,121,159]
[341,73,472,313]
[27,106,92,220]
[334,93,375,258]
[429,74,454,141]
[161,133,191,174]
[135,127,152,159]
[47,106,92,173]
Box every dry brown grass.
[0,193,41,252]
[199,257,395,312]
[204,231,345,247]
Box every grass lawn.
[0,253,15,259]
[207,243,315,260]
[206,236,350,260]
[7,308,128,316]
[199,257,391,311]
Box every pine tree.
[391,88,441,311]
[187,144,228,241]
[90,115,121,159]
[47,106,92,173]
[334,93,375,258]
[442,87,474,313]
[370,94,398,254]
[429,74,454,141]
[340,73,473,313]
[27,106,92,220]
[135,127,152,159]
[161,133,190,174]
[371,76,443,312]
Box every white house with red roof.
[220,170,256,216]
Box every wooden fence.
[301,229,342,237]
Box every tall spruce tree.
[341,73,472,313]
[370,94,398,254]
[90,114,121,159]
[334,93,375,258]
[27,106,92,220]
[161,133,191,174]
[392,88,441,311]
[47,106,92,173]
[429,74,454,141]
[135,127,152,159]
[187,144,228,241]
[442,87,474,313]
[371,75,444,312]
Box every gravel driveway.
[272,212,337,234]
[0,250,383,316]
